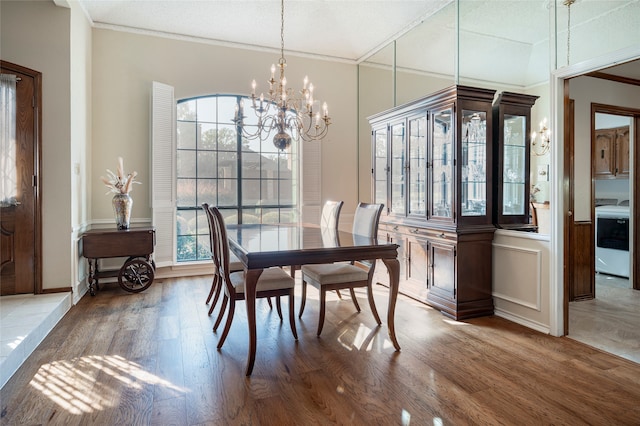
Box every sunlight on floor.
[402,408,411,425]
[335,322,396,351]
[352,323,374,351]
[29,355,188,415]
[442,319,470,326]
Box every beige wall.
[1,1,73,291]
[92,29,359,221]
[69,0,93,299]
[528,83,551,206]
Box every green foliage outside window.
[176,95,298,262]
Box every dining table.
[225,222,401,376]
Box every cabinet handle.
[393,226,399,231]
[439,233,445,238]
[410,228,419,234]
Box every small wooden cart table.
[81,226,156,296]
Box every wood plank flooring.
[1,275,640,425]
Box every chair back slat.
[352,203,384,269]
[320,200,343,230]
[204,205,236,296]
[202,203,216,255]
[210,207,231,279]
[352,203,384,237]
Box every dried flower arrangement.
[101,157,141,195]
[530,184,540,202]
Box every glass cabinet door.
[502,114,526,215]
[373,127,388,207]
[431,109,453,219]
[390,122,406,215]
[461,110,487,216]
[408,116,426,216]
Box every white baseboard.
[494,307,550,335]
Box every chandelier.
[531,118,550,156]
[233,0,330,150]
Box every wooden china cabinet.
[369,85,496,320]
[492,92,539,229]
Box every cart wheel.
[126,256,156,271]
[118,258,154,293]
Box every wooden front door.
[0,61,42,295]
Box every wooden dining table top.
[225,222,399,269]
[224,222,402,375]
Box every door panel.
[430,241,456,299]
[594,130,614,178]
[616,126,630,177]
[405,236,428,301]
[1,62,40,295]
[570,221,594,300]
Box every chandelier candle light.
[233,0,330,150]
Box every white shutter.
[301,139,321,223]
[151,81,176,266]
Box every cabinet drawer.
[380,223,456,242]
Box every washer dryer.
[595,205,630,277]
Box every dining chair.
[290,200,344,278]
[202,203,246,317]
[299,202,384,336]
[207,205,298,350]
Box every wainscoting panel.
[492,230,551,333]
[493,244,541,311]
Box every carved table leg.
[382,257,401,351]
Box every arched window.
[175,94,299,262]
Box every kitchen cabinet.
[594,125,630,179]
[369,85,496,320]
[492,92,539,229]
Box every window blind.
[151,81,176,266]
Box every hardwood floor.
[2,275,640,425]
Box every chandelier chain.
[564,0,576,66]
[567,1,571,65]
[280,0,285,64]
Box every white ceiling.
[78,0,452,61]
[76,0,640,85]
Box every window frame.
[175,94,299,263]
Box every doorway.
[0,61,42,295]
[564,67,640,363]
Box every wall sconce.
[531,118,550,156]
